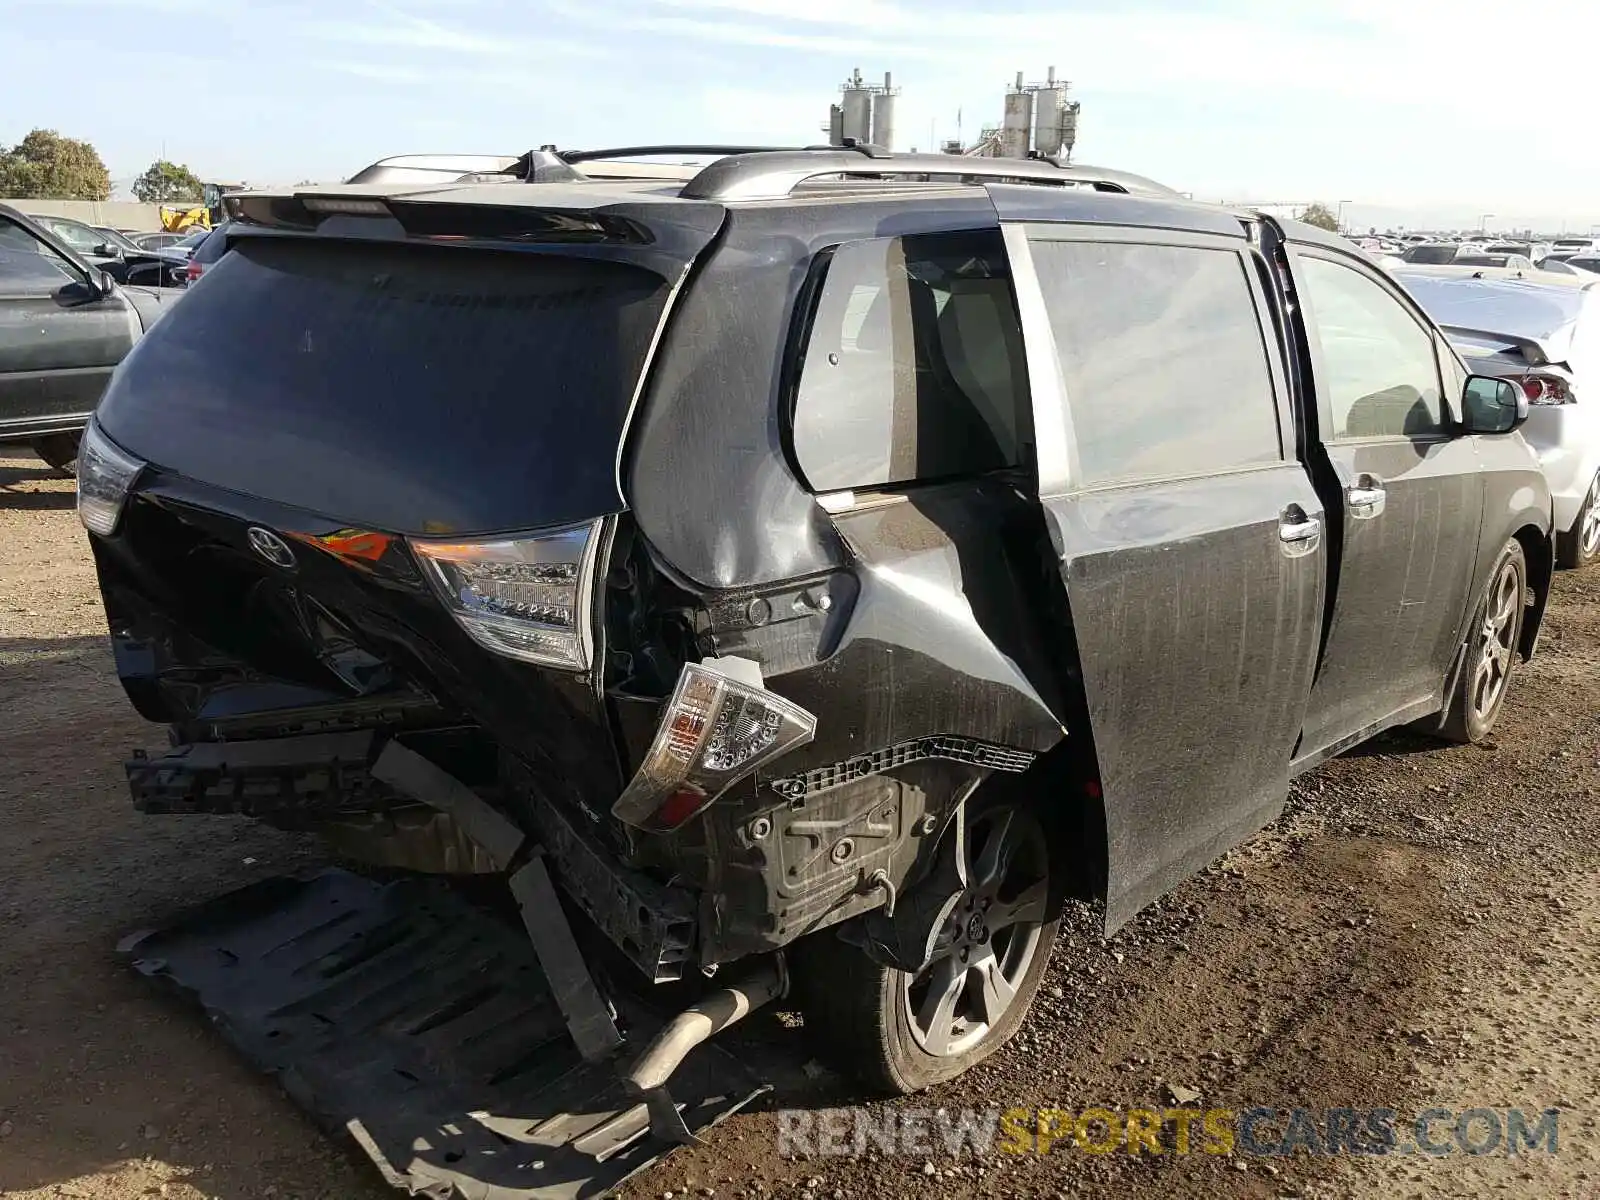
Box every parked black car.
[0,204,176,470]
[25,212,189,289]
[80,149,1553,1106]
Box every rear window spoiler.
[1439,324,1557,367]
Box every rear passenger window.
[1031,240,1282,486]
[792,230,1028,494]
[1298,256,1443,439]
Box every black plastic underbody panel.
[122,870,764,1200]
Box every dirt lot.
[2,448,1597,1200]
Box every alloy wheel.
[1470,559,1521,720]
[1581,474,1600,559]
[903,807,1049,1058]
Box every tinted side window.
[793,229,1028,493]
[0,219,77,292]
[1031,239,1282,487]
[1405,246,1456,264]
[1299,256,1443,439]
[42,218,99,252]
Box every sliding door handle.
[1347,475,1387,519]
[1279,506,1321,557]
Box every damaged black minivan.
[83,148,1552,1108]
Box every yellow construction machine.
[158,182,244,233]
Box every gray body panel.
[1294,435,1483,760]
[1040,467,1326,927]
[0,204,143,442]
[1003,216,1327,928]
[1284,243,1545,767]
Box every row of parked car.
[1391,239,1600,275]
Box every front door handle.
[1347,475,1386,519]
[1279,507,1321,557]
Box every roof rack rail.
[678,146,1177,202]
[347,151,585,186]
[551,144,804,163]
[345,154,522,185]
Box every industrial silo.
[828,104,845,146]
[1032,66,1067,158]
[1059,100,1081,161]
[870,72,897,150]
[1000,72,1033,159]
[840,68,873,143]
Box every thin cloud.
[302,3,601,58]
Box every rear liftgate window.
[1030,240,1282,486]
[791,229,1030,493]
[97,236,670,535]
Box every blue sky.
[3,0,1597,231]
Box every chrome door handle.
[1280,517,1321,541]
[1279,515,1321,556]
[1347,478,1387,519]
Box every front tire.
[793,803,1061,1094]
[1556,471,1600,569]
[1435,538,1527,744]
[31,432,81,475]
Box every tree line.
[1,128,205,203]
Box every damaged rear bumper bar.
[120,731,790,1196]
[126,730,388,819]
[127,731,700,986]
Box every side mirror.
[93,242,123,260]
[1461,375,1528,434]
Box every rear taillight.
[76,420,146,536]
[410,520,604,672]
[185,260,203,283]
[612,660,817,832]
[1515,374,1575,405]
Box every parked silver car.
[1547,238,1600,261]
[1398,267,1600,565]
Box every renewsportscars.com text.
[777,1106,1561,1159]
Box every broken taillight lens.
[612,660,817,832]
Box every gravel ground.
[1,449,1596,1200]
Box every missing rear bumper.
[122,869,767,1200]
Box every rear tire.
[793,802,1061,1094]
[1556,471,1600,569]
[1435,538,1527,744]
[31,432,81,475]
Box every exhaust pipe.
[623,955,788,1092]
[623,955,787,1145]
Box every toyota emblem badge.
[247,526,298,570]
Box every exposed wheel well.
[1513,523,1552,659]
[970,726,1106,911]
